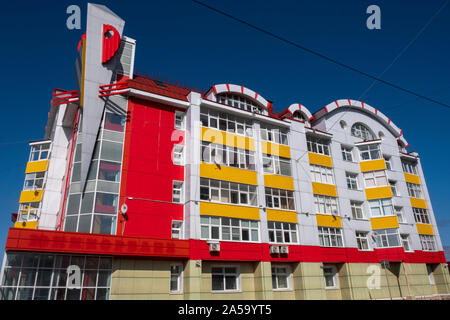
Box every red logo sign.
[102,24,121,64]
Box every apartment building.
[0,3,449,300]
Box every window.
[200,216,259,242]
[104,112,125,132]
[267,221,298,244]
[211,266,239,292]
[23,172,45,190]
[351,201,365,220]
[323,265,339,289]
[265,187,295,210]
[359,144,381,161]
[413,208,430,224]
[216,93,262,114]
[310,164,334,185]
[318,227,344,247]
[200,107,253,137]
[426,264,435,285]
[374,228,400,248]
[171,221,183,239]
[174,111,185,130]
[346,172,358,190]
[0,252,112,300]
[29,143,51,162]
[420,235,436,251]
[351,123,374,140]
[356,231,370,251]
[402,160,418,175]
[272,266,291,290]
[314,195,338,215]
[260,126,289,145]
[407,183,422,199]
[170,264,183,294]
[401,234,411,252]
[384,156,392,170]
[395,206,405,223]
[341,146,353,162]
[389,180,398,196]
[172,181,184,203]
[18,202,40,221]
[369,198,393,217]
[97,161,121,182]
[306,136,330,156]
[173,145,184,166]
[262,154,291,176]
[200,178,257,206]
[201,142,255,170]
[363,170,388,188]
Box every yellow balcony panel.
[370,216,399,230]
[410,197,427,209]
[264,174,294,191]
[25,160,48,174]
[416,223,434,235]
[365,186,392,200]
[14,220,38,230]
[360,159,386,173]
[200,163,257,185]
[404,173,421,185]
[266,209,298,223]
[200,202,260,220]
[261,141,291,158]
[201,127,255,151]
[312,182,337,197]
[19,190,43,203]
[316,214,342,228]
[308,152,333,168]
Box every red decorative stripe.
[388,118,391,124]
[347,99,351,106]
[374,108,378,115]
[335,101,339,108]
[241,86,244,94]
[400,130,403,136]
[361,102,365,109]
[309,116,314,121]
[226,84,230,92]
[324,106,329,113]
[254,92,258,99]
[212,85,217,94]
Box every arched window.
[216,93,263,114]
[351,123,374,140]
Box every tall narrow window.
[346,172,358,190]
[170,264,183,293]
[323,264,339,289]
[341,146,353,162]
[351,201,364,220]
[174,111,185,130]
[356,231,370,251]
[172,221,183,239]
[400,234,411,252]
[173,145,184,166]
[172,181,184,203]
[272,266,292,290]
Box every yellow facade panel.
[316,214,342,228]
[365,186,392,200]
[25,160,48,174]
[263,174,295,190]
[370,216,399,230]
[14,220,38,230]
[266,209,298,223]
[19,190,43,203]
[404,173,421,185]
[200,163,257,185]
[200,127,255,151]
[360,159,386,173]
[416,223,434,235]
[410,197,427,209]
[260,141,291,158]
[312,182,337,197]
[200,202,260,220]
[308,152,333,168]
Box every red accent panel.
[241,86,244,94]
[309,116,315,121]
[102,24,121,64]
[361,102,365,109]
[5,228,190,258]
[118,97,185,239]
[189,240,447,263]
[226,84,230,92]
[212,85,217,95]
[375,108,378,115]
[324,106,329,113]
[335,100,340,108]
[77,33,86,52]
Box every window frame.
[345,172,359,190]
[351,123,374,140]
[369,198,394,217]
[306,136,331,156]
[413,208,430,224]
[318,227,344,248]
[172,181,184,204]
[310,164,334,185]
[350,201,365,220]
[265,187,295,211]
[374,228,401,248]
[210,265,241,293]
[341,145,353,162]
[267,221,298,244]
[200,216,260,243]
[173,144,185,166]
[356,231,371,251]
[358,143,381,161]
[407,182,422,199]
[314,195,339,215]
[271,265,292,291]
[323,264,339,289]
[420,235,436,251]
[169,263,183,294]
[400,234,412,252]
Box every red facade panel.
[117,97,185,239]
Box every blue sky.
[0,0,449,258]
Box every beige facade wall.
[110,257,450,300]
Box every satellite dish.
[121,203,128,215]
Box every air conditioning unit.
[279,246,289,254]
[269,245,280,254]
[208,242,220,252]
